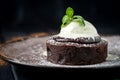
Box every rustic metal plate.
[0,35,120,69]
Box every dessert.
[46,7,108,65]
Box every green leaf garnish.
[66,7,74,18]
[73,15,85,26]
[61,7,85,28]
[61,15,71,28]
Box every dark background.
[0,0,120,40]
[0,0,120,80]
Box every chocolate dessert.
[46,7,108,65]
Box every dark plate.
[0,35,120,69]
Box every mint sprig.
[61,7,85,28]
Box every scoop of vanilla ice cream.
[58,20,100,39]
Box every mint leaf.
[73,15,85,26]
[61,7,85,28]
[66,7,74,18]
[61,15,71,28]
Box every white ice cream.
[58,20,100,39]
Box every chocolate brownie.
[46,7,108,65]
[46,37,108,65]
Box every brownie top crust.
[47,36,107,47]
[52,35,101,44]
